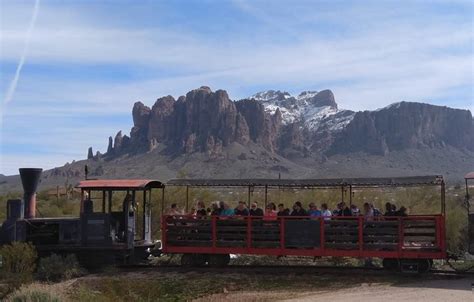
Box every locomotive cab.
[75,179,164,264]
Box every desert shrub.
[37,254,84,282]
[0,242,37,282]
[6,283,65,302]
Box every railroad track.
[119,264,474,278]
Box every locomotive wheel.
[208,254,230,267]
[382,258,400,271]
[181,254,196,267]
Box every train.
[1,168,473,272]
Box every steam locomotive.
[0,168,163,266]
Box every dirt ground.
[6,268,473,301]
[197,277,474,302]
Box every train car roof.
[465,172,474,180]
[76,179,164,190]
[166,175,443,188]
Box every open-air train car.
[163,176,448,272]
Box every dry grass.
[5,281,72,302]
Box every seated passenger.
[391,204,397,213]
[277,203,290,216]
[196,200,207,218]
[350,204,360,216]
[371,203,382,217]
[264,202,277,220]
[321,203,332,220]
[290,201,307,216]
[249,202,264,216]
[307,202,321,217]
[340,202,352,216]
[219,202,235,216]
[395,206,408,216]
[333,203,340,216]
[166,203,182,216]
[210,201,221,216]
[363,202,374,221]
[384,202,396,216]
[333,202,344,216]
[234,201,249,216]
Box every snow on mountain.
[250,89,354,131]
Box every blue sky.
[0,0,473,175]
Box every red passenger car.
[162,176,447,272]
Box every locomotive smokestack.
[19,168,42,219]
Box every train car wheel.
[193,254,207,266]
[208,254,230,267]
[181,254,196,267]
[223,254,230,265]
[417,259,431,273]
[382,258,400,271]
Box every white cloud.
[2,0,40,106]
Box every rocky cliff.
[101,87,473,161]
[107,86,282,156]
[329,102,474,156]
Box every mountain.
[1,86,473,192]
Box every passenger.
[363,202,374,221]
[396,206,408,216]
[391,204,397,213]
[196,200,207,218]
[333,202,343,216]
[371,203,382,216]
[188,207,196,216]
[277,203,290,216]
[249,202,264,216]
[166,203,182,216]
[321,203,332,220]
[307,202,321,217]
[340,202,352,216]
[219,201,225,212]
[264,202,277,219]
[219,202,235,216]
[210,202,221,216]
[290,201,307,216]
[350,204,360,216]
[234,201,249,216]
[384,202,395,216]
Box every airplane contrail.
[2,0,40,106]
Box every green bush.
[37,254,84,282]
[0,242,37,282]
